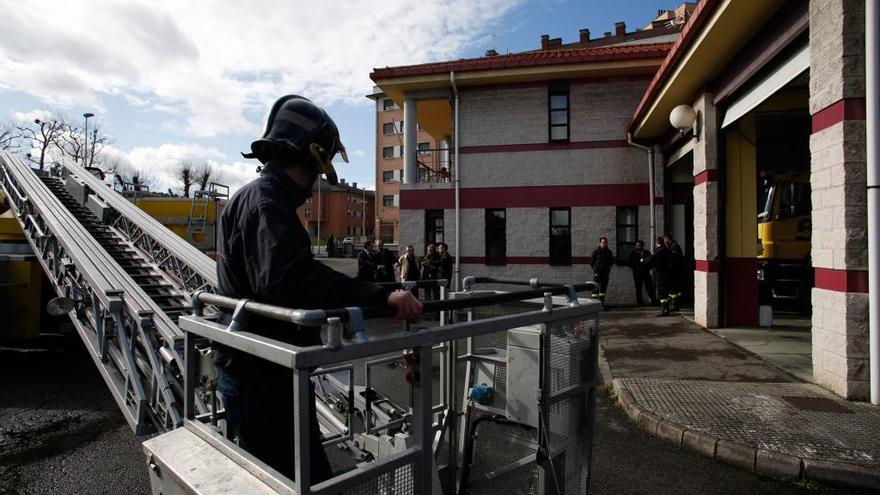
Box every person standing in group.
[649,236,672,316]
[214,94,422,482]
[357,240,376,281]
[664,233,685,311]
[397,245,421,295]
[590,237,614,306]
[437,242,453,287]
[421,243,440,300]
[372,239,396,283]
[325,235,335,258]
[627,239,657,306]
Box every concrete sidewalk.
[599,308,880,492]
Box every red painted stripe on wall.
[811,98,867,133]
[459,140,630,154]
[459,256,593,265]
[400,183,650,210]
[693,169,718,185]
[695,259,718,272]
[815,268,868,293]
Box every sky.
[0,0,674,194]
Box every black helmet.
[242,95,348,185]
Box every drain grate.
[781,396,853,414]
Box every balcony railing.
[416,147,452,183]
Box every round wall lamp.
[669,104,699,138]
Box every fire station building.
[370,0,873,399]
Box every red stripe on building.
[459,140,630,154]
[695,259,718,272]
[811,98,867,133]
[693,169,718,185]
[399,184,650,210]
[814,268,868,293]
[459,256,593,265]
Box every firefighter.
[665,233,685,312]
[649,236,673,316]
[590,237,614,306]
[214,95,422,482]
[372,239,396,282]
[627,239,657,306]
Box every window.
[383,122,395,135]
[549,208,571,266]
[548,83,570,143]
[777,182,811,219]
[380,223,394,243]
[383,99,395,111]
[616,207,638,264]
[383,195,394,207]
[382,170,395,183]
[485,209,506,265]
[418,142,430,155]
[382,146,394,159]
[305,197,311,204]
[425,210,444,245]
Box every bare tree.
[176,160,196,197]
[0,119,20,151]
[17,115,65,171]
[58,120,110,167]
[195,162,214,193]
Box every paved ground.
[601,307,880,492]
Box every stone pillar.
[809,0,869,399]
[403,97,418,184]
[692,92,720,328]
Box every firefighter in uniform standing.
[214,95,422,482]
[665,233,685,311]
[590,237,614,306]
[650,236,672,316]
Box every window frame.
[485,208,507,266]
[382,122,395,135]
[382,146,394,159]
[382,170,395,183]
[382,195,394,207]
[425,209,444,245]
[382,99,395,111]
[616,206,639,265]
[549,207,572,266]
[548,82,570,143]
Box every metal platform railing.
[143,283,600,495]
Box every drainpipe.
[867,0,879,405]
[627,132,657,244]
[450,71,461,291]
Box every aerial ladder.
[0,150,601,494]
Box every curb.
[598,349,880,492]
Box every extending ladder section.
[0,152,217,435]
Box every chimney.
[548,37,562,48]
[579,28,590,42]
[604,31,612,38]
[352,182,357,188]
[485,49,498,57]
[615,22,626,37]
[540,34,549,49]
[340,178,346,185]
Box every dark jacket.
[628,248,652,274]
[437,252,453,282]
[648,244,672,282]
[372,248,396,283]
[590,246,614,275]
[421,252,440,280]
[357,248,376,281]
[215,164,389,373]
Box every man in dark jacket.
[437,242,453,285]
[372,239,396,282]
[665,233,685,311]
[325,235,335,258]
[649,236,673,316]
[627,239,657,306]
[421,244,440,300]
[357,241,375,281]
[590,237,614,305]
[215,95,422,482]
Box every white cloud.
[352,149,366,158]
[0,0,520,138]
[13,109,60,124]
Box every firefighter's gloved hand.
[387,291,422,322]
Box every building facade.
[370,13,686,304]
[296,177,375,241]
[372,0,876,400]
[368,89,441,244]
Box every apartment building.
[367,88,442,244]
[296,177,375,241]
